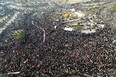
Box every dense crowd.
[0,20,116,77]
[0,0,116,77]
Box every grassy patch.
[15,30,25,40]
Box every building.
[60,0,91,4]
